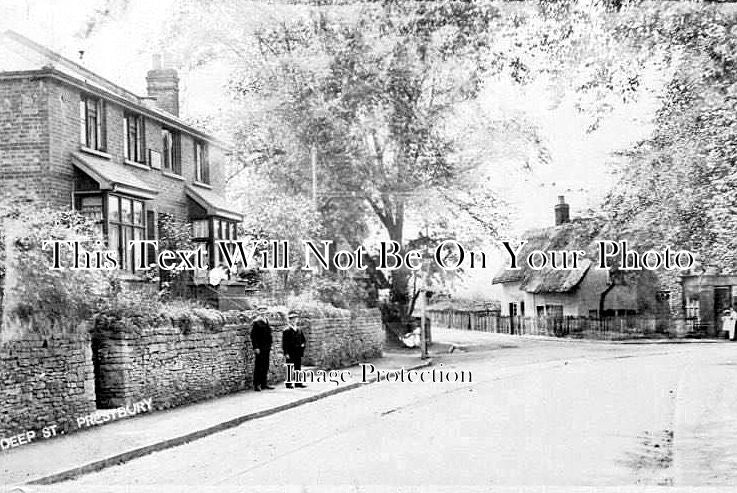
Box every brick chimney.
[554,195,570,225]
[146,54,179,116]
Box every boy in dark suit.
[282,310,307,388]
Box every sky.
[0,0,666,235]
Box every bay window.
[77,196,104,238]
[74,193,147,273]
[191,217,237,268]
[214,218,237,266]
[108,195,146,272]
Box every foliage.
[489,0,646,133]
[304,272,370,310]
[239,1,501,310]
[231,171,323,296]
[152,0,737,304]
[0,201,218,338]
[156,213,197,299]
[486,1,737,281]
[160,0,506,316]
[0,200,113,337]
[600,3,737,276]
[285,296,347,318]
[94,285,216,334]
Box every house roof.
[492,218,602,294]
[522,259,593,294]
[0,30,229,148]
[185,184,242,222]
[72,152,158,200]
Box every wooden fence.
[428,309,677,340]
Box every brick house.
[0,31,241,286]
[492,197,665,320]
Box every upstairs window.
[79,95,107,151]
[124,113,146,164]
[194,140,210,184]
[162,128,181,175]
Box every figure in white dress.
[720,307,737,341]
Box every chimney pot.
[146,54,179,116]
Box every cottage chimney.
[554,195,570,225]
[146,54,179,116]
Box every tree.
[230,169,323,298]
[157,0,657,317]
[473,1,737,288]
[204,1,501,318]
[601,3,737,276]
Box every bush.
[0,202,224,340]
[305,273,371,309]
[157,213,196,300]
[94,284,217,331]
[1,201,114,338]
[285,295,347,317]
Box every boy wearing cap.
[250,306,274,391]
[283,311,307,389]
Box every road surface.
[42,334,737,491]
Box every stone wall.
[299,308,383,368]
[0,334,95,437]
[92,310,287,410]
[0,306,384,437]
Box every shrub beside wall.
[0,334,95,437]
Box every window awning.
[185,184,242,222]
[71,152,158,199]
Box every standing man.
[250,306,274,391]
[283,310,307,389]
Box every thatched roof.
[492,218,602,294]
[523,259,592,293]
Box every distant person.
[282,310,307,388]
[250,306,274,391]
[208,263,229,287]
[727,307,737,341]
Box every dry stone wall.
[0,307,383,438]
[92,310,288,410]
[299,308,383,368]
[0,334,95,437]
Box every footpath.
[1,352,430,488]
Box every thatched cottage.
[492,197,665,319]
